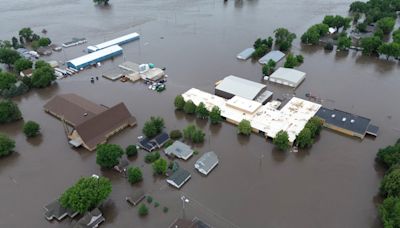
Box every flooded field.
[1,0,400,227]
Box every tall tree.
[195,102,209,119]
[18,28,33,42]
[378,42,400,60]
[31,66,55,88]
[377,17,396,34]
[237,119,252,136]
[174,95,185,110]
[0,100,22,124]
[0,72,17,90]
[274,28,296,51]
[209,106,222,124]
[273,130,289,151]
[0,133,15,157]
[360,36,382,56]
[0,48,21,67]
[96,144,124,168]
[14,58,33,73]
[337,35,351,51]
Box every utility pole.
[181,195,190,219]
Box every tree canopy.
[0,48,21,67]
[323,15,351,30]
[96,144,124,168]
[14,58,33,73]
[93,0,110,5]
[393,29,400,43]
[0,133,15,157]
[31,66,55,88]
[125,145,138,157]
[274,28,296,51]
[305,117,324,138]
[337,35,352,51]
[0,100,22,124]
[127,167,143,184]
[152,158,168,175]
[296,128,313,148]
[378,42,400,60]
[379,196,400,228]
[183,100,196,114]
[209,106,222,124]
[284,53,302,68]
[377,17,396,34]
[237,119,252,136]
[380,168,400,197]
[377,144,400,168]
[23,121,40,137]
[301,23,329,45]
[38,37,51,47]
[0,72,17,90]
[195,102,209,119]
[273,130,290,151]
[60,176,112,213]
[174,95,185,110]
[262,60,276,76]
[142,116,164,138]
[360,36,383,56]
[183,124,205,143]
[19,28,33,42]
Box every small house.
[267,67,306,88]
[138,132,169,152]
[166,168,191,189]
[258,50,285,64]
[73,208,105,228]
[164,141,193,160]
[194,151,219,176]
[125,190,146,206]
[44,200,78,221]
[20,68,33,77]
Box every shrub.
[324,42,334,51]
[273,130,290,151]
[23,120,40,137]
[127,167,143,184]
[154,202,160,208]
[146,196,153,204]
[125,145,138,157]
[183,100,196,114]
[163,207,169,213]
[174,95,185,110]
[96,144,124,168]
[142,116,164,138]
[163,139,174,148]
[183,125,205,143]
[170,130,182,140]
[152,158,168,175]
[138,204,148,216]
[0,100,22,124]
[209,106,222,124]
[145,151,160,163]
[237,119,252,135]
[0,133,15,157]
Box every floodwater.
[1,0,400,227]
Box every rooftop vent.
[83,112,88,116]
[342,117,347,122]
[331,114,336,118]
[350,119,355,123]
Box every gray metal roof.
[167,168,191,188]
[195,151,219,175]
[215,75,266,100]
[236,47,255,60]
[164,141,193,160]
[258,50,285,64]
[73,208,105,228]
[269,67,306,84]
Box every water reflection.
[26,134,43,146]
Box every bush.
[127,167,143,184]
[174,95,185,110]
[154,202,160,207]
[237,119,252,135]
[145,151,160,163]
[0,100,22,124]
[284,53,299,68]
[183,125,205,143]
[152,158,168,175]
[0,133,15,157]
[138,203,148,216]
[296,128,313,148]
[195,102,209,119]
[183,100,196,114]
[23,120,40,137]
[142,116,164,138]
[96,144,124,168]
[31,66,55,88]
[163,139,174,148]
[273,130,290,151]
[379,197,400,228]
[170,130,182,140]
[146,196,153,204]
[125,145,138,157]
[209,106,222,124]
[163,207,169,213]
[324,42,334,51]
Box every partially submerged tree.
[38,37,51,47]
[274,28,296,51]
[183,100,196,114]
[127,167,143,184]
[0,133,15,157]
[138,203,148,216]
[152,158,168,176]
[377,144,400,168]
[18,27,33,42]
[379,196,400,228]
[296,128,313,148]
[209,106,222,124]
[93,0,110,5]
[273,130,290,151]
[337,35,351,51]
[31,66,55,88]
[23,121,40,138]
[195,102,209,119]
[96,144,124,168]
[380,168,400,197]
[142,116,164,138]
[262,59,276,76]
[0,72,17,90]
[376,17,396,34]
[183,124,205,143]
[125,145,138,157]
[0,100,22,124]
[237,119,252,136]
[14,58,33,73]
[60,176,112,214]
[174,95,185,110]
[360,36,383,56]
[0,48,21,67]
[378,42,400,60]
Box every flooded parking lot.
[1,0,400,227]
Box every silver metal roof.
[195,151,219,175]
[215,75,266,100]
[258,50,285,64]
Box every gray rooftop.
[215,75,266,100]
[167,168,191,189]
[73,208,105,228]
[258,50,285,64]
[44,200,78,221]
[165,141,194,160]
[236,47,255,60]
[195,151,219,175]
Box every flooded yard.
[0,0,400,227]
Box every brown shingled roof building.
[44,94,136,151]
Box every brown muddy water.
[1,0,400,227]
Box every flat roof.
[68,45,122,67]
[258,50,285,64]
[88,32,139,51]
[215,75,266,100]
[237,47,255,60]
[315,107,371,135]
[269,67,306,84]
[226,96,262,114]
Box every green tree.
[262,59,276,76]
[31,41,39,50]
[18,27,33,42]
[379,42,400,60]
[60,176,112,214]
[195,102,209,119]
[142,116,164,138]
[356,22,368,33]
[379,197,400,228]
[381,168,400,197]
[34,60,51,69]
[393,29,400,43]
[323,15,350,29]
[377,144,400,168]
[31,66,55,88]
[14,58,33,73]
[38,37,51,47]
[360,36,383,55]
[377,17,396,34]
[237,119,252,135]
[0,133,15,157]
[296,55,304,64]
[11,37,19,49]
[169,130,182,140]
[152,158,168,175]
[374,28,385,40]
[0,48,21,67]
[349,1,367,13]
[273,130,290,151]
[284,53,299,68]
[23,121,40,137]
[174,95,185,110]
[209,106,222,124]
[301,29,320,45]
[305,117,324,138]
[125,145,138,157]
[251,45,269,59]
[253,37,274,49]
[127,167,143,184]
[0,72,17,90]
[183,124,205,143]
[274,28,296,51]
[138,203,148,216]
[183,100,196,114]
[0,41,12,49]
[96,144,124,168]
[0,100,22,124]
[144,151,160,163]
[337,35,352,51]
[296,128,313,148]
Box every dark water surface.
[1,0,400,227]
